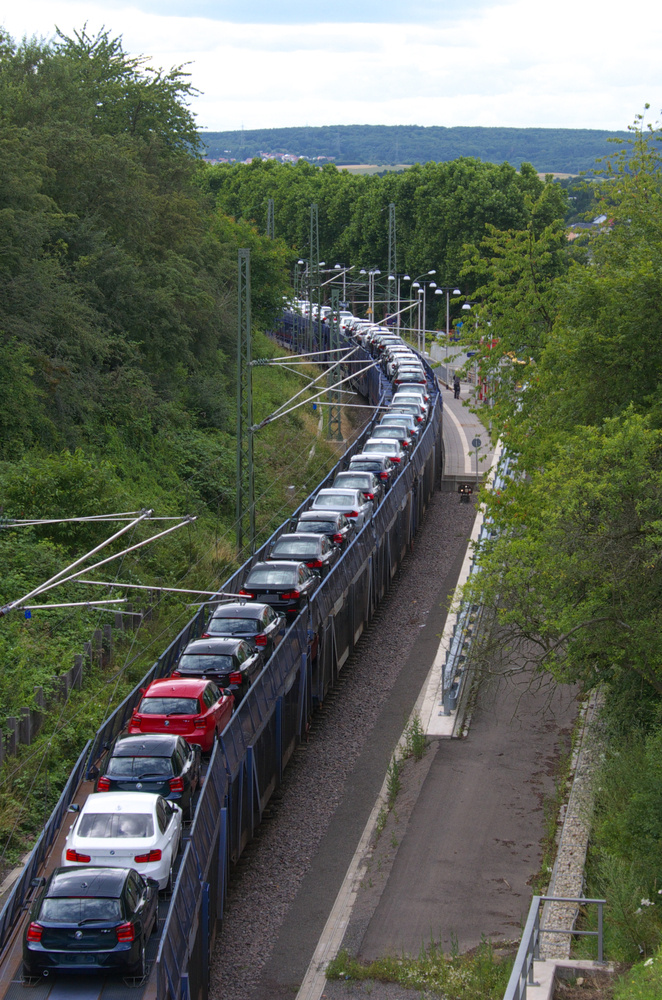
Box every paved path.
[440,380,495,480]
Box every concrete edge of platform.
[527,959,615,1000]
[422,440,504,738]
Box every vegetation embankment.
[0,25,348,864]
[455,109,662,992]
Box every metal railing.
[503,895,606,1000]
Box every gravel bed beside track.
[209,489,477,1000]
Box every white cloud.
[3,0,662,131]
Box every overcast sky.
[3,0,661,134]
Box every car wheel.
[131,941,147,980]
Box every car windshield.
[335,475,370,489]
[78,813,154,838]
[313,493,356,507]
[208,617,258,635]
[271,539,319,556]
[381,416,412,426]
[245,567,297,586]
[350,462,382,473]
[39,897,122,923]
[296,519,335,533]
[374,428,404,439]
[178,654,232,673]
[364,442,396,454]
[106,756,173,778]
[138,696,200,715]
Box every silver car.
[311,488,373,530]
[362,437,407,468]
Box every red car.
[128,678,234,753]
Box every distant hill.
[199,124,630,175]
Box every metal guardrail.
[503,895,606,1000]
[439,450,513,714]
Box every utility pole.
[388,202,396,321]
[326,287,342,441]
[266,198,275,239]
[236,248,255,557]
[308,203,320,352]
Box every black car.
[373,423,413,452]
[393,371,428,390]
[267,533,340,579]
[389,399,428,425]
[201,601,285,656]
[94,734,201,820]
[380,412,421,442]
[347,453,397,489]
[332,470,384,505]
[291,510,356,550]
[173,636,264,703]
[239,561,317,617]
[23,866,158,980]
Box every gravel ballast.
[209,488,478,1000]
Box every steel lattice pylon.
[307,203,320,352]
[236,248,255,556]
[326,287,342,441]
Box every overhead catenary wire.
[5,515,183,527]
[255,347,360,424]
[8,516,197,608]
[253,361,379,431]
[0,509,155,616]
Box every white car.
[62,792,183,891]
[311,487,373,529]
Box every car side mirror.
[68,803,81,813]
[88,765,99,779]
[31,877,46,889]
[146,877,160,889]
[223,688,233,698]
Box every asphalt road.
[358,653,578,959]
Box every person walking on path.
[453,374,461,399]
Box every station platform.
[439,379,495,489]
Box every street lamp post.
[403,271,436,350]
[387,273,411,333]
[333,263,354,307]
[359,268,381,321]
[438,286,462,358]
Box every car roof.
[296,510,342,522]
[272,533,324,544]
[49,866,129,898]
[246,559,303,570]
[350,454,389,466]
[315,487,360,497]
[112,734,181,756]
[144,677,210,697]
[335,470,374,477]
[183,637,246,655]
[80,791,160,814]
[211,601,272,618]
